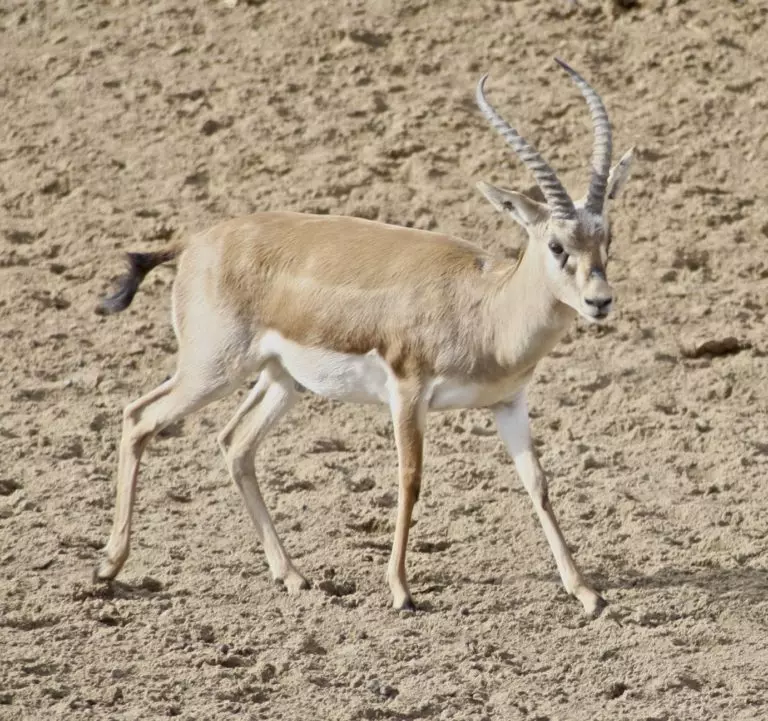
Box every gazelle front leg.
[494,394,606,617]
[386,378,427,611]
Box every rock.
[346,516,390,534]
[469,424,496,437]
[30,557,55,571]
[57,437,84,459]
[606,0,639,14]
[346,29,391,48]
[367,680,398,698]
[659,269,677,283]
[694,418,711,433]
[317,578,356,597]
[582,454,603,471]
[200,116,233,136]
[89,412,110,432]
[413,539,451,553]
[680,337,747,359]
[201,118,222,135]
[97,610,122,626]
[39,175,70,196]
[257,662,277,682]
[217,654,247,668]
[197,624,215,643]
[372,490,397,508]
[139,576,163,592]
[297,635,327,656]
[0,479,21,496]
[676,673,702,691]
[166,487,192,503]
[346,475,374,492]
[167,43,188,56]
[604,681,628,699]
[307,437,347,453]
[371,93,388,113]
[5,229,36,244]
[183,170,209,187]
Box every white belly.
[259,331,390,404]
[258,331,527,411]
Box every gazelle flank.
[94,58,633,617]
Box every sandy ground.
[2,1,768,719]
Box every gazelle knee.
[220,437,253,479]
[217,428,232,457]
[122,403,140,432]
[121,404,164,455]
[121,426,153,457]
[121,401,158,447]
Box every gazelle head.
[476,59,633,323]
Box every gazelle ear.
[606,147,634,201]
[476,181,550,228]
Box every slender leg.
[494,394,606,617]
[218,366,307,592]
[95,371,234,581]
[386,379,427,611]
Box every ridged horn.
[555,58,613,215]
[476,74,576,221]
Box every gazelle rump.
[94,59,633,616]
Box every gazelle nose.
[584,296,612,311]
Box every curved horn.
[555,58,613,215]
[476,74,576,221]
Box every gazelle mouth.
[581,307,611,323]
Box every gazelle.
[95,58,633,617]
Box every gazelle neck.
[487,246,576,372]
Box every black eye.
[548,240,564,256]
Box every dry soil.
[1,1,767,720]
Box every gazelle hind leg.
[494,394,605,617]
[218,365,307,592]
[95,369,236,581]
[386,378,427,611]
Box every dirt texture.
[2,1,768,720]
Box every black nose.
[585,296,612,311]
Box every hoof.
[93,560,118,584]
[276,570,310,594]
[583,592,608,619]
[394,597,417,612]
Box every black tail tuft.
[96,249,178,316]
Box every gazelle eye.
[548,240,564,256]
